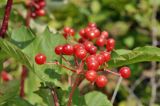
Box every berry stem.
[61,55,72,66]
[20,65,28,98]
[46,62,76,73]
[105,69,120,76]
[25,0,33,27]
[111,76,123,104]
[51,88,60,106]
[0,0,13,38]
[67,75,81,106]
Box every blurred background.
[0,0,160,106]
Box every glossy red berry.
[86,30,97,40]
[88,45,97,54]
[73,44,84,52]
[93,29,100,38]
[96,54,105,65]
[86,55,97,63]
[96,37,105,47]
[96,75,108,88]
[75,48,87,59]
[62,44,74,55]
[79,29,86,38]
[101,31,108,38]
[119,67,131,78]
[83,41,93,51]
[36,9,45,16]
[88,22,97,28]
[85,70,97,82]
[69,28,75,36]
[55,45,63,55]
[87,60,99,70]
[38,1,46,8]
[1,71,12,81]
[84,27,91,34]
[106,38,115,52]
[100,51,111,62]
[35,53,46,65]
[63,27,71,33]
[31,12,37,18]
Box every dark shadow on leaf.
[44,68,61,79]
[10,39,35,49]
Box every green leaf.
[0,39,33,71]
[10,26,35,49]
[108,46,160,68]
[84,91,112,106]
[0,80,20,105]
[4,96,34,106]
[35,87,54,106]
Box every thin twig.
[61,55,72,66]
[149,1,158,105]
[104,69,120,76]
[111,76,123,104]
[20,65,28,98]
[0,0,13,37]
[51,88,60,106]
[67,75,81,106]
[46,62,76,73]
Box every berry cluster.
[35,22,131,88]
[28,0,46,18]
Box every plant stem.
[46,62,76,73]
[149,1,158,105]
[111,76,123,104]
[25,8,31,27]
[51,88,60,106]
[0,0,13,38]
[67,75,81,106]
[104,69,120,76]
[20,65,28,98]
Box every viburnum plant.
[34,23,131,105]
[1,0,160,106]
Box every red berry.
[86,55,97,63]
[83,41,93,51]
[119,67,131,78]
[101,31,108,38]
[36,9,45,16]
[85,70,97,82]
[100,51,111,62]
[31,12,37,18]
[84,27,91,34]
[106,38,115,52]
[75,48,87,59]
[87,60,99,70]
[73,44,84,52]
[69,28,75,36]
[55,45,63,55]
[96,37,105,47]
[88,22,97,28]
[96,54,105,65]
[63,27,71,33]
[35,53,46,65]
[96,75,108,88]
[86,30,97,40]
[38,1,46,8]
[1,71,12,81]
[88,45,97,54]
[93,29,100,37]
[79,29,86,38]
[62,44,74,55]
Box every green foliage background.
[0,0,160,106]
